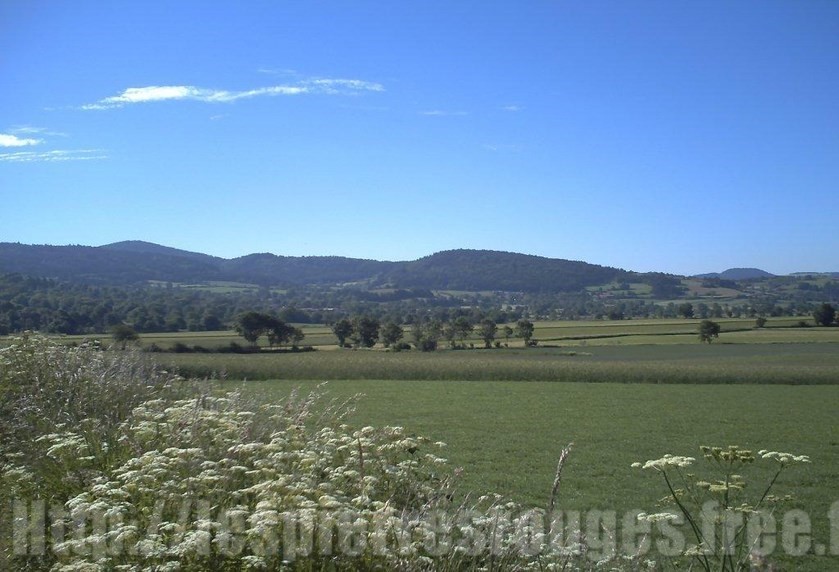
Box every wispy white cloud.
[1,127,106,162]
[308,78,385,94]
[0,133,42,147]
[0,149,108,163]
[502,105,523,112]
[10,125,68,137]
[83,78,384,110]
[419,110,468,117]
[257,67,298,76]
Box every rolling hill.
[0,241,632,293]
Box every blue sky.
[1,1,837,275]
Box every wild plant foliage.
[0,334,191,503]
[633,445,811,571]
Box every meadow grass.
[228,378,839,570]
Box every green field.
[224,379,839,569]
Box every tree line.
[326,315,536,351]
[2,271,837,337]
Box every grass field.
[226,378,839,570]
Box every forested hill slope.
[0,242,633,292]
[0,243,220,284]
[386,249,631,292]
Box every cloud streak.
[0,127,106,163]
[83,78,384,110]
[419,110,468,117]
[0,149,108,163]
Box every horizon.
[2,2,838,276]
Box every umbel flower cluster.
[47,394,463,569]
[632,445,811,572]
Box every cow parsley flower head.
[758,450,810,465]
[633,454,695,471]
[636,511,681,524]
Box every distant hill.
[0,242,631,292]
[387,249,631,292]
[0,243,220,284]
[101,240,218,262]
[220,253,395,285]
[695,268,775,280]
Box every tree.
[515,319,535,346]
[234,312,298,348]
[452,316,473,347]
[332,318,354,347]
[678,303,695,319]
[202,313,223,331]
[111,323,139,349]
[443,317,472,349]
[290,327,305,349]
[442,322,459,349]
[352,315,380,348]
[813,303,836,327]
[755,316,767,328]
[503,325,514,344]
[266,318,294,348]
[380,322,404,348]
[235,311,268,346]
[698,320,721,343]
[479,319,498,349]
[412,319,442,352]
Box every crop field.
[163,342,839,384]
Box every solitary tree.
[813,303,836,327]
[479,319,498,349]
[698,319,721,343]
[235,312,301,349]
[111,324,139,349]
[332,318,354,347]
[516,319,535,346]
